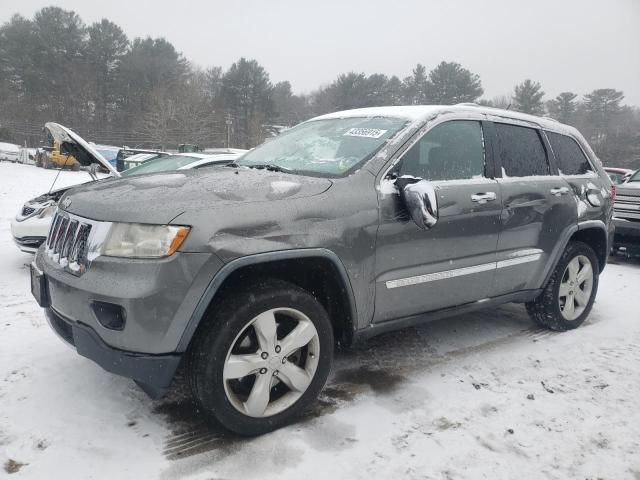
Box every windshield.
[237,117,408,176]
[627,170,640,182]
[121,155,202,176]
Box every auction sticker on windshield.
[344,128,388,138]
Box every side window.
[495,123,549,177]
[397,120,485,181]
[546,131,592,175]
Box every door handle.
[550,187,570,196]
[471,192,497,204]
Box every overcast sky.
[2,0,639,105]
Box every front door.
[373,118,502,323]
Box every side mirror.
[397,176,438,229]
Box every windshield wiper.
[247,164,295,173]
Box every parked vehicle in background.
[0,142,20,162]
[120,152,242,177]
[18,147,37,165]
[613,168,640,255]
[203,147,248,155]
[178,143,202,153]
[93,145,121,169]
[31,105,613,435]
[119,152,168,171]
[116,148,166,172]
[11,123,119,253]
[11,125,241,253]
[604,167,633,185]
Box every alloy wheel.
[223,307,320,418]
[559,255,593,321]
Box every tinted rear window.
[495,123,549,177]
[546,131,592,175]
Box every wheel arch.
[541,220,609,288]
[176,249,358,353]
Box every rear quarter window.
[495,123,549,177]
[546,131,593,176]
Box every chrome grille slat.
[613,191,640,221]
[46,211,98,276]
[47,215,62,248]
[53,217,69,254]
[61,220,79,259]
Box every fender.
[540,219,609,288]
[175,248,358,352]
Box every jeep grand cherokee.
[32,105,614,435]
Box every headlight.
[103,223,190,258]
[38,204,57,219]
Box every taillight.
[611,185,617,201]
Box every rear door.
[487,120,577,296]
[545,130,608,224]
[373,117,502,322]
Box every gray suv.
[31,105,614,435]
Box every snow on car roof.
[312,105,578,134]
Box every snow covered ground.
[1,161,639,479]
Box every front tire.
[188,278,333,435]
[526,241,599,331]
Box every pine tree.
[403,64,429,104]
[547,92,578,124]
[512,79,545,115]
[424,61,483,104]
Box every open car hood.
[45,122,120,177]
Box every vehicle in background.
[604,167,632,185]
[31,105,613,435]
[120,152,169,171]
[178,144,202,153]
[120,152,241,177]
[0,142,20,162]
[11,123,119,254]
[93,145,121,169]
[11,128,241,253]
[18,147,38,165]
[203,147,248,156]
[116,147,166,172]
[613,168,640,255]
[44,142,85,170]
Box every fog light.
[92,301,126,331]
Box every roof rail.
[455,102,479,107]
[542,116,560,123]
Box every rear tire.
[187,278,333,435]
[526,241,599,331]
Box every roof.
[312,105,577,134]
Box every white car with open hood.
[11,123,242,253]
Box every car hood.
[45,122,120,177]
[59,167,333,224]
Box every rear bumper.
[45,307,181,398]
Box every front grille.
[46,211,93,274]
[22,206,36,216]
[614,191,640,222]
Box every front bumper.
[13,235,45,254]
[11,215,51,253]
[35,246,224,354]
[45,307,180,397]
